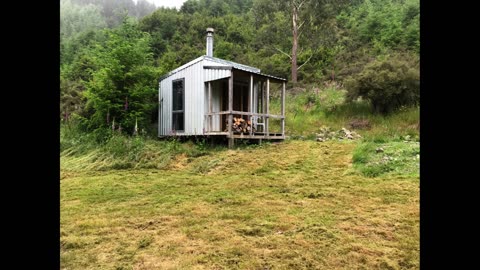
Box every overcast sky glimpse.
[134,0,187,9]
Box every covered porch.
[204,66,286,148]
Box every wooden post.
[258,80,264,133]
[265,79,270,137]
[259,81,263,132]
[249,74,253,136]
[281,81,285,136]
[208,82,212,132]
[228,72,234,148]
[262,81,265,113]
[259,81,263,113]
[240,86,243,113]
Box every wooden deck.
[203,131,285,140]
[231,134,285,140]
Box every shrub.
[345,54,419,114]
[318,87,347,113]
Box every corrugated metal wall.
[159,59,231,136]
[205,80,224,131]
[204,69,231,82]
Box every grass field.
[61,140,419,269]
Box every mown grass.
[61,84,419,269]
[61,140,419,269]
[353,140,420,177]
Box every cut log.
[226,116,256,134]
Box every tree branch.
[292,0,306,9]
[297,17,311,39]
[297,53,314,70]
[298,20,306,30]
[273,46,292,59]
[297,0,307,10]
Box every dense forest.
[60,0,419,136]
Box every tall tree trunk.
[292,4,298,83]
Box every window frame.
[172,78,185,132]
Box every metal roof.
[250,70,286,82]
[203,56,260,73]
[204,65,286,82]
[159,55,286,82]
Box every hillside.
[60,0,419,133]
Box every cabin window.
[172,78,185,131]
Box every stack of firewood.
[226,117,255,134]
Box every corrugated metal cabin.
[158,28,286,147]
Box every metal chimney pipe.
[206,28,214,57]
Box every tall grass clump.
[60,124,184,170]
[60,123,103,155]
[271,83,419,141]
[60,122,214,172]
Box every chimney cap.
[206,27,214,33]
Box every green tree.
[138,7,179,59]
[60,72,87,121]
[338,0,419,53]
[252,0,349,83]
[180,0,201,14]
[84,18,159,133]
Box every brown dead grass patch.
[169,153,189,170]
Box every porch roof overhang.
[203,65,287,83]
